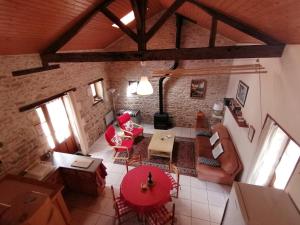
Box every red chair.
[105,125,133,159]
[117,113,143,140]
[145,203,175,225]
[165,165,180,198]
[111,185,135,224]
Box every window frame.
[127,80,139,96]
[88,78,104,105]
[262,114,300,190]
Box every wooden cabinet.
[42,152,107,196]
[0,175,71,225]
[222,182,300,225]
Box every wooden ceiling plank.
[146,0,186,42]
[100,7,138,43]
[188,0,283,45]
[41,0,115,55]
[43,45,285,62]
[209,16,218,47]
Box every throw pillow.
[198,157,220,167]
[209,132,219,146]
[196,130,212,137]
[111,134,122,146]
[124,120,134,132]
[212,143,224,159]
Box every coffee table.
[148,130,175,161]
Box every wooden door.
[39,97,78,154]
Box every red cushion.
[118,113,131,127]
[105,125,116,146]
[115,139,134,152]
[132,127,143,137]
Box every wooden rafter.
[146,0,186,42]
[100,7,138,43]
[36,0,286,67]
[209,17,218,47]
[188,0,283,45]
[131,0,147,51]
[43,45,284,62]
[12,65,60,76]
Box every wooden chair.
[145,203,175,225]
[165,164,180,198]
[125,152,142,173]
[111,185,134,224]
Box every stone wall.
[0,55,111,176]
[106,13,234,127]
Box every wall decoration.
[236,80,249,107]
[248,125,255,142]
[190,79,207,99]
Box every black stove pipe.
[158,14,182,114]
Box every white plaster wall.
[223,45,300,208]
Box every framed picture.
[248,125,255,142]
[236,80,249,107]
[190,79,207,99]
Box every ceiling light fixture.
[112,11,135,28]
[137,61,153,96]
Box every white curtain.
[63,93,89,155]
[248,118,289,186]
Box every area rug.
[114,135,197,177]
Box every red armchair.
[105,125,133,159]
[117,113,143,140]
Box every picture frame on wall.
[248,125,255,142]
[190,79,207,99]
[236,80,249,107]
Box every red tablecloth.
[120,165,172,212]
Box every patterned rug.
[114,135,197,176]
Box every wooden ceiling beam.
[146,0,186,42]
[130,0,147,51]
[209,17,218,47]
[12,65,60,76]
[41,0,115,55]
[188,0,283,45]
[43,45,284,62]
[100,7,138,43]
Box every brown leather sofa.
[195,119,243,185]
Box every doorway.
[36,97,79,154]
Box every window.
[89,79,104,104]
[127,81,139,96]
[248,115,300,190]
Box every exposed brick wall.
[0,55,111,176]
[106,14,234,127]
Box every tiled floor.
[66,124,230,225]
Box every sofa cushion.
[218,139,238,175]
[198,157,220,167]
[212,123,230,140]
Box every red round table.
[120,165,172,212]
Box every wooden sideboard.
[0,175,71,225]
[42,152,107,196]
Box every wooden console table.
[0,175,71,225]
[42,152,107,196]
